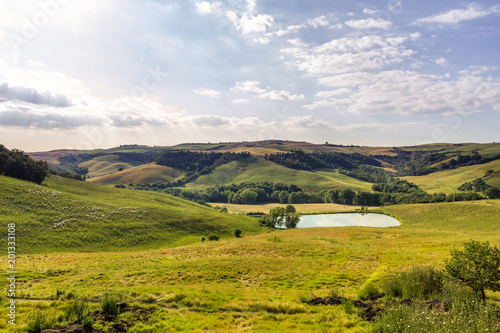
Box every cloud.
[312,68,500,115]
[232,81,303,101]
[0,83,73,107]
[345,18,393,30]
[414,4,495,25]
[308,15,331,28]
[195,1,221,14]
[363,8,380,15]
[237,13,275,34]
[233,81,266,94]
[259,90,304,101]
[189,115,230,127]
[0,105,104,129]
[282,35,414,76]
[193,87,221,98]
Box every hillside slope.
[402,159,500,194]
[89,163,184,185]
[189,156,374,192]
[0,175,261,253]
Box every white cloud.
[313,68,500,115]
[282,35,414,76]
[308,15,330,28]
[193,87,221,98]
[238,13,275,34]
[434,57,448,66]
[195,1,221,14]
[259,90,304,101]
[232,81,303,101]
[345,18,393,30]
[363,8,380,15]
[415,4,494,25]
[232,81,266,94]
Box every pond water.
[297,213,401,228]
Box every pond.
[297,213,401,228]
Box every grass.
[1,179,499,332]
[89,163,184,185]
[189,156,374,192]
[402,159,500,194]
[0,175,262,253]
[80,154,145,178]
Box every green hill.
[89,163,184,185]
[188,156,374,192]
[0,175,261,253]
[402,159,500,194]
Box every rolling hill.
[27,141,500,197]
[0,174,262,253]
[89,163,184,185]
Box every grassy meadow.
[1,174,499,332]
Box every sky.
[0,0,499,151]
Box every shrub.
[82,314,93,331]
[234,229,242,238]
[208,234,219,241]
[65,299,91,322]
[27,310,53,333]
[382,266,444,300]
[100,292,119,316]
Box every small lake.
[297,213,401,228]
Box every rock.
[363,305,382,322]
[308,296,344,305]
[111,323,127,332]
[352,300,366,308]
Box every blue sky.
[0,0,499,151]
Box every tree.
[265,207,286,228]
[445,240,500,302]
[485,187,500,199]
[234,229,242,238]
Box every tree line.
[0,145,49,184]
[126,181,486,206]
[264,150,381,171]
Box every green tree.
[445,240,500,302]
[239,189,258,204]
[485,187,500,199]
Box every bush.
[27,310,53,333]
[382,266,444,300]
[234,229,242,238]
[65,299,91,322]
[208,234,219,241]
[100,292,119,316]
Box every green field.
[189,156,374,192]
[90,163,184,186]
[402,159,500,194]
[1,174,500,332]
[0,175,261,253]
